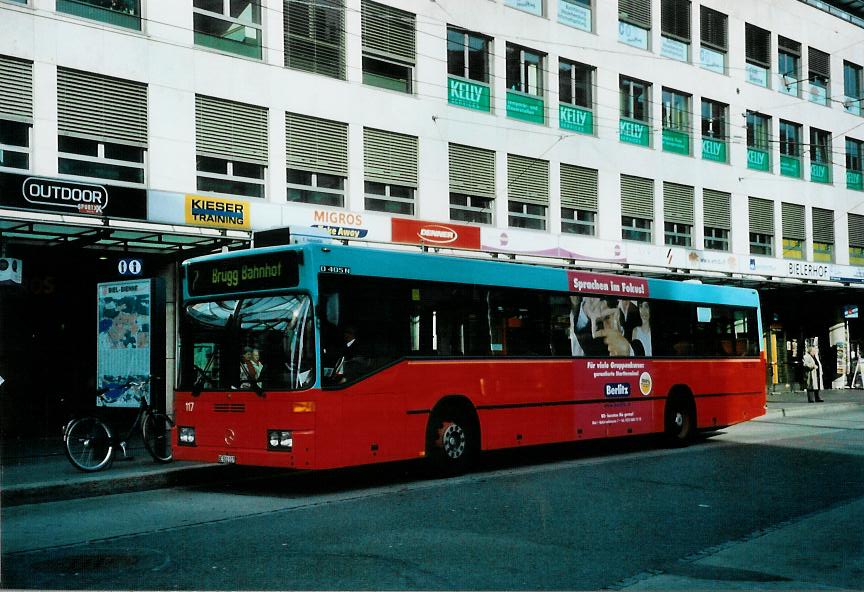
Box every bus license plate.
[217,454,236,464]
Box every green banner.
[559,104,593,134]
[848,170,864,191]
[620,119,650,147]
[507,92,545,124]
[811,162,831,183]
[780,156,801,178]
[662,129,690,155]
[747,148,770,172]
[448,77,490,112]
[701,138,726,162]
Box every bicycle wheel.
[64,417,114,472]
[142,412,174,463]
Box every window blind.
[748,196,774,235]
[781,202,805,240]
[849,213,864,247]
[449,143,495,199]
[560,164,598,211]
[745,24,770,67]
[663,182,694,225]
[702,189,730,229]
[195,94,268,164]
[283,0,345,79]
[363,127,418,187]
[619,0,651,29]
[809,47,831,79]
[661,0,690,42]
[0,55,33,123]
[361,0,416,64]
[57,67,147,145]
[812,208,834,243]
[507,154,549,205]
[620,174,654,219]
[700,7,727,51]
[286,112,348,177]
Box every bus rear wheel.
[427,407,477,474]
[664,395,695,446]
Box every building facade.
[1,0,864,438]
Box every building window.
[812,208,835,263]
[56,0,141,30]
[619,0,651,50]
[808,47,831,106]
[283,0,345,79]
[505,0,542,17]
[662,88,690,155]
[363,127,417,214]
[0,119,29,170]
[361,0,416,94]
[748,196,774,256]
[663,182,693,246]
[704,226,729,251]
[847,138,864,191]
[560,163,597,235]
[750,232,773,256]
[59,136,145,185]
[810,127,832,183]
[286,112,348,207]
[660,0,690,62]
[746,110,771,172]
[56,68,148,186]
[779,120,802,179]
[781,202,805,259]
[559,59,594,134]
[0,56,33,171]
[506,43,546,124]
[703,189,730,251]
[195,95,268,199]
[699,6,727,74]
[778,37,801,97]
[559,59,593,109]
[622,216,652,242]
[449,143,495,224]
[744,23,770,87]
[849,214,864,265]
[508,153,549,230]
[447,28,492,112]
[621,174,653,242]
[701,98,727,162]
[193,0,263,59]
[365,182,415,215]
[620,76,651,146]
[844,61,863,116]
[197,157,265,198]
[559,0,592,33]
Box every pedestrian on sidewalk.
[803,345,824,403]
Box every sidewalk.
[2,389,861,507]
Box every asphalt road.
[2,409,863,590]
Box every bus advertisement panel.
[173,244,765,472]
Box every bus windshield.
[180,294,315,392]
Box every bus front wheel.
[664,394,695,446]
[427,406,478,474]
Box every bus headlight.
[268,430,293,451]
[178,426,196,446]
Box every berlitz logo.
[605,383,631,398]
[418,225,458,244]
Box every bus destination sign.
[187,252,300,296]
[567,271,649,298]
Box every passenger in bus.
[332,325,372,383]
[240,347,261,389]
[251,349,264,379]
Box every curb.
[760,401,861,420]
[0,463,230,507]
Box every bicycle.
[63,379,175,472]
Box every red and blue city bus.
[173,242,766,471]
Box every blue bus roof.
[182,243,761,308]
